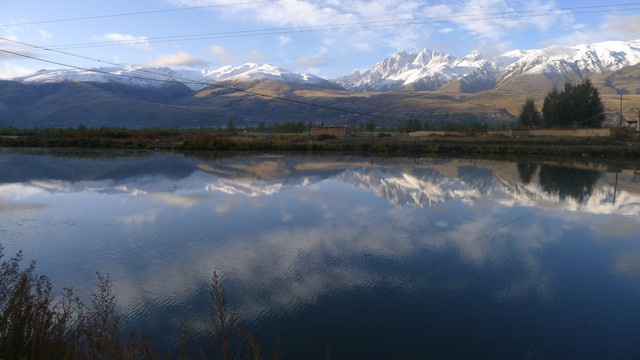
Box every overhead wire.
[0,46,399,121]
[0,0,282,28]
[5,2,640,51]
[0,37,626,124]
[1,3,636,123]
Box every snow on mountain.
[337,39,640,92]
[13,65,198,89]
[200,63,329,85]
[496,40,640,83]
[335,48,493,92]
[10,39,640,93]
[13,63,332,91]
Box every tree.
[365,119,376,132]
[226,120,237,133]
[542,86,566,128]
[542,79,606,128]
[518,98,541,128]
[405,119,422,132]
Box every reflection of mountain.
[3,150,640,359]
[336,168,480,207]
[1,151,640,215]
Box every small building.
[309,126,351,138]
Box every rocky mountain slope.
[336,40,640,93]
[2,39,640,128]
[14,63,339,91]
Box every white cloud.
[605,15,640,38]
[297,55,333,67]
[209,45,267,64]
[148,51,206,67]
[0,64,32,79]
[38,29,52,41]
[0,35,20,44]
[101,33,151,50]
[451,0,563,41]
[278,35,291,46]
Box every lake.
[1,149,640,359]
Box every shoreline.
[1,129,640,158]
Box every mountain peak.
[466,50,483,61]
[336,39,640,92]
[13,62,333,91]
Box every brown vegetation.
[0,245,286,360]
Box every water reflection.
[1,150,640,359]
[517,163,601,203]
[517,162,538,184]
[539,164,600,203]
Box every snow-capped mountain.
[496,40,640,83]
[8,39,640,94]
[13,63,333,91]
[335,48,504,92]
[199,63,332,86]
[336,39,640,92]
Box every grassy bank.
[2,127,640,158]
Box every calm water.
[2,149,640,359]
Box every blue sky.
[1,0,640,79]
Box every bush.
[0,245,279,359]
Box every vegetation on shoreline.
[1,125,640,157]
[0,245,287,360]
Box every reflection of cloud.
[0,199,44,214]
[151,193,208,208]
[614,250,640,275]
[5,153,640,337]
[591,216,640,240]
[120,209,158,224]
[0,183,45,198]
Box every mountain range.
[2,39,640,128]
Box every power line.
[3,2,640,51]
[0,0,282,28]
[0,38,626,124]
[0,47,398,122]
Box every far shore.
[1,127,640,158]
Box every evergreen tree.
[542,86,564,128]
[226,119,237,133]
[366,119,376,132]
[542,79,606,128]
[575,79,606,128]
[518,98,541,128]
[405,119,422,132]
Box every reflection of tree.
[539,165,600,203]
[517,163,539,184]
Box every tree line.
[517,79,607,129]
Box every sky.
[1,0,640,80]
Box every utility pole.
[618,93,622,134]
